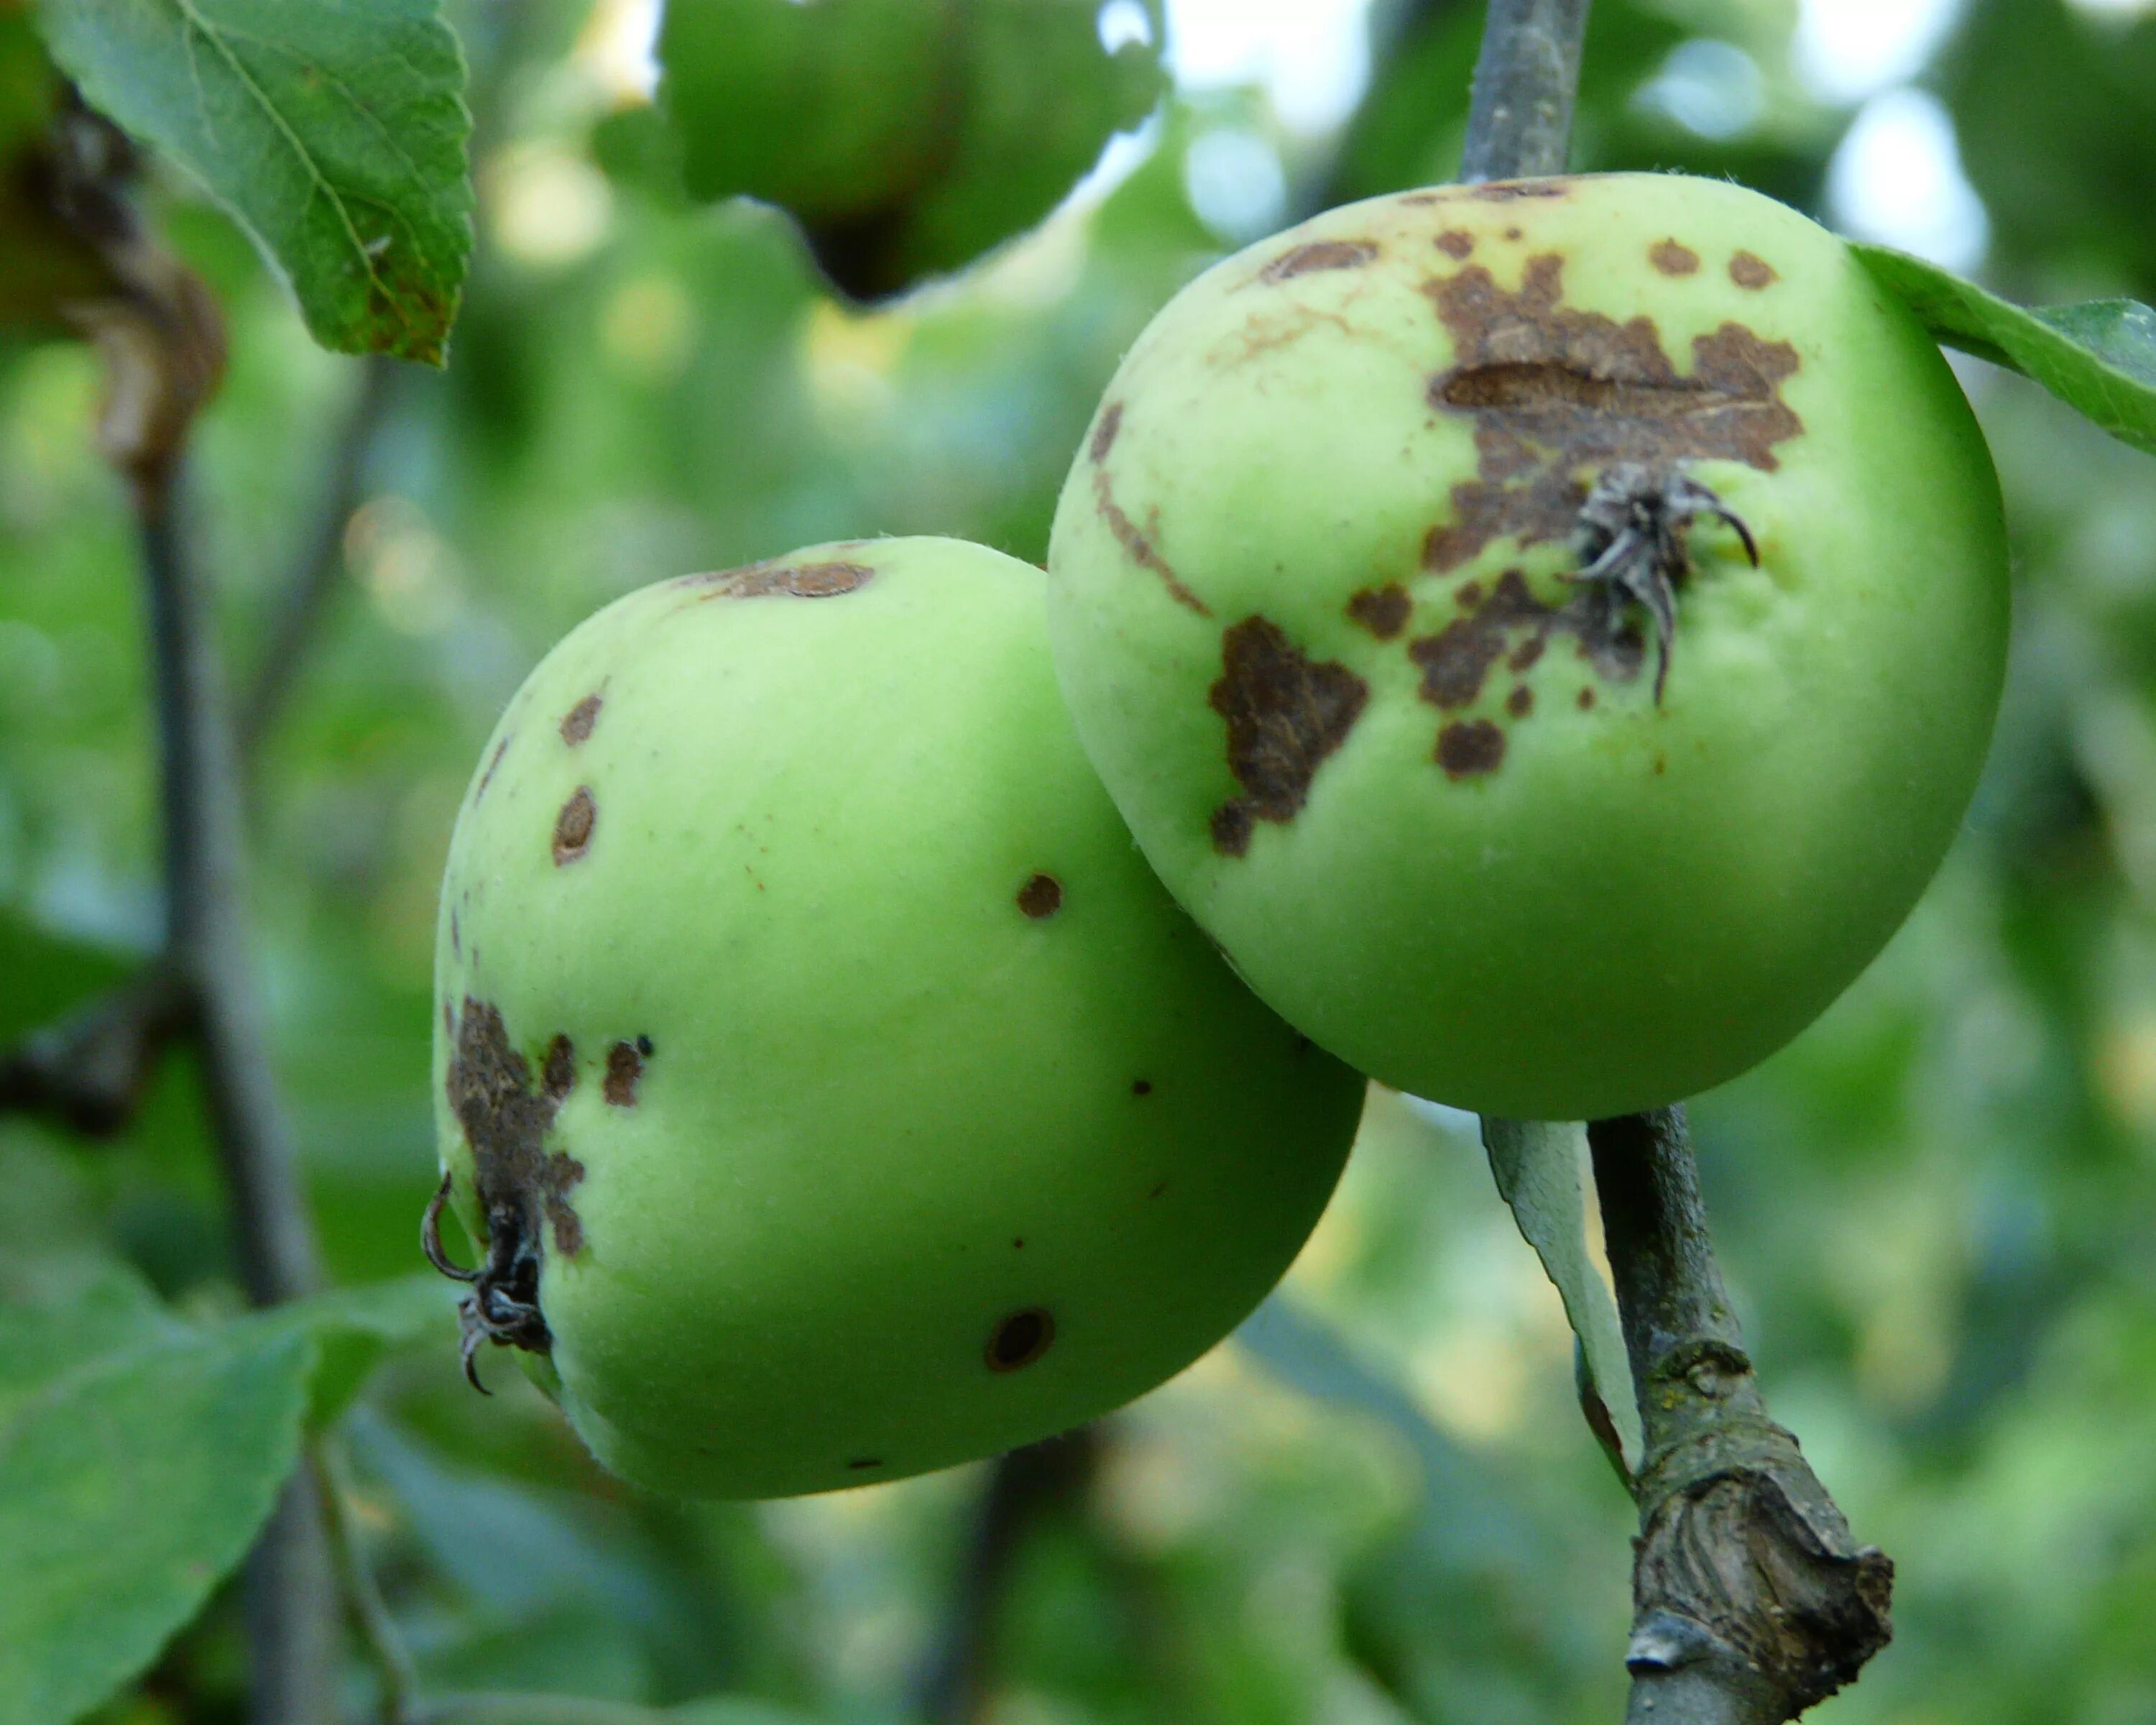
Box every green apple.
[1046,173,2009,1120]
[429,536,1361,1499]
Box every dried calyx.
[1569,462,1759,705]
[422,1172,550,1392]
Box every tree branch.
[1458,0,1588,183]
[1588,1111,1892,1723]
[237,354,397,755]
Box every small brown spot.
[636,1034,654,1057]
[1399,191,1445,206]
[1468,181,1568,202]
[1455,580,1485,609]
[986,1308,1055,1373]
[689,558,875,599]
[1207,619,1370,856]
[1729,251,1777,290]
[1149,1179,1169,1199]
[847,1458,883,1471]
[1259,239,1378,281]
[560,693,602,745]
[1508,635,1545,673]
[604,1039,644,1106]
[1013,1238,1025,1248]
[1649,239,1700,276]
[1090,400,1123,461]
[1132,1079,1153,1096]
[1347,582,1411,640]
[474,735,510,802]
[1507,685,1534,717]
[441,1000,454,1035]
[1654,753,1667,776]
[553,788,595,865]
[542,1034,576,1100]
[1435,230,1475,260]
[450,910,461,957]
[1577,686,1597,710]
[1504,226,1523,241]
[1016,873,1064,919]
[1437,719,1506,778]
[1092,469,1212,616]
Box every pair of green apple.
[430,175,2009,1499]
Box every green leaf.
[0,1317,315,1725]
[32,0,474,363]
[1479,1118,1641,1481]
[1852,243,2156,457]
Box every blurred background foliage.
[4,0,2156,1720]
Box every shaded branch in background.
[0,962,189,1134]
[1588,1110,1892,1724]
[239,354,398,755]
[916,1427,1103,1725]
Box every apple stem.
[1459,0,1591,182]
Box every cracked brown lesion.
[1422,254,1800,576]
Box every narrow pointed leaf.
[1479,1116,1641,1478]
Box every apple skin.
[430,536,1362,1499]
[1046,174,2009,1121]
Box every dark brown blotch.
[541,1034,576,1100]
[986,1308,1056,1374]
[1207,618,1370,856]
[1507,684,1534,717]
[1437,719,1506,778]
[1577,686,1597,710]
[604,1039,644,1106]
[1090,400,1123,462]
[1729,251,1777,289]
[1347,582,1411,640]
[553,787,596,865]
[1132,1079,1153,1096]
[1260,239,1378,281]
[1435,230,1475,260]
[1649,239,1700,276]
[560,693,602,745]
[847,1457,883,1471]
[1017,873,1064,919]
